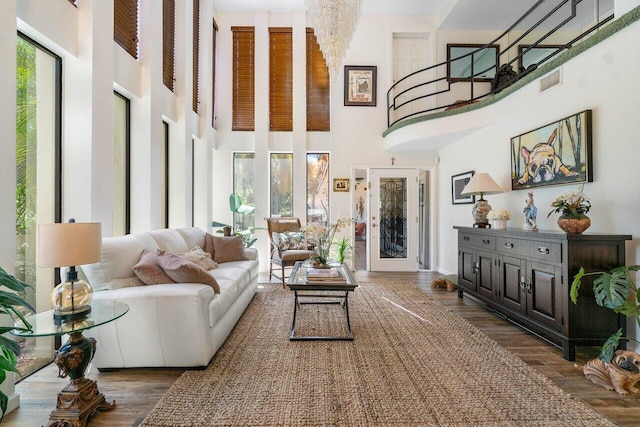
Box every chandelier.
[306,0,363,80]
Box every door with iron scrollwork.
[369,168,418,271]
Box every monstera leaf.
[593,269,633,310]
[598,329,623,363]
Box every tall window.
[16,33,62,378]
[113,92,130,236]
[192,0,200,112]
[233,153,255,230]
[161,121,170,228]
[306,153,329,224]
[162,0,175,90]
[212,19,218,128]
[232,27,255,131]
[114,0,138,59]
[306,29,330,131]
[270,153,293,217]
[269,28,292,131]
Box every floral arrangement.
[547,185,591,219]
[303,217,356,265]
[487,208,511,220]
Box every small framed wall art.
[452,171,475,204]
[333,178,350,192]
[344,65,377,106]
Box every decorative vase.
[490,219,508,230]
[557,214,591,234]
[311,261,330,269]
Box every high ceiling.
[211,0,614,30]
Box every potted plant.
[0,266,34,420]
[571,265,640,362]
[547,185,592,234]
[212,194,265,247]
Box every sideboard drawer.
[526,240,562,263]
[459,232,496,250]
[495,237,526,256]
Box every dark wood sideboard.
[454,226,631,361]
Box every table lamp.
[38,219,102,321]
[460,173,503,228]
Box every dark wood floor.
[3,271,639,426]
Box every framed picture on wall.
[511,110,592,190]
[452,171,475,204]
[333,178,350,192]
[344,66,377,106]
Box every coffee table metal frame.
[286,261,358,341]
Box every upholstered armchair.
[266,217,315,287]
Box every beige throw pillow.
[156,251,220,293]
[212,236,247,263]
[179,246,218,270]
[133,249,176,285]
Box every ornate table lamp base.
[48,378,115,427]
[47,331,116,427]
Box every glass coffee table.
[12,300,128,427]
[286,261,358,341]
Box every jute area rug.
[141,280,614,426]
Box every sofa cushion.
[175,227,206,252]
[207,280,239,327]
[179,246,218,271]
[148,229,190,254]
[210,260,258,295]
[212,236,247,263]
[133,249,176,285]
[82,233,160,291]
[157,251,220,293]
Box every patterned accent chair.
[266,217,315,287]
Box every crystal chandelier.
[306,0,363,80]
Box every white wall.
[433,20,640,350]
[213,12,441,267]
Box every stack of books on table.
[306,268,346,283]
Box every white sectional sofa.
[78,227,259,369]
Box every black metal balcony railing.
[386,0,613,128]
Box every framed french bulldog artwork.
[510,110,593,190]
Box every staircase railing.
[386,0,613,128]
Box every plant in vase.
[303,217,356,267]
[487,208,511,230]
[547,185,591,234]
[334,236,358,265]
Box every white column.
[292,11,308,221]
[0,0,20,415]
[63,0,114,229]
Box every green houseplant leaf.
[598,328,623,363]
[592,271,632,310]
[0,266,34,420]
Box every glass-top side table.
[12,301,129,427]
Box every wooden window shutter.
[163,0,175,91]
[212,19,218,128]
[269,28,293,132]
[193,0,200,113]
[306,29,330,131]
[114,0,138,59]
[232,27,255,131]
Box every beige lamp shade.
[460,173,503,196]
[38,222,102,267]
